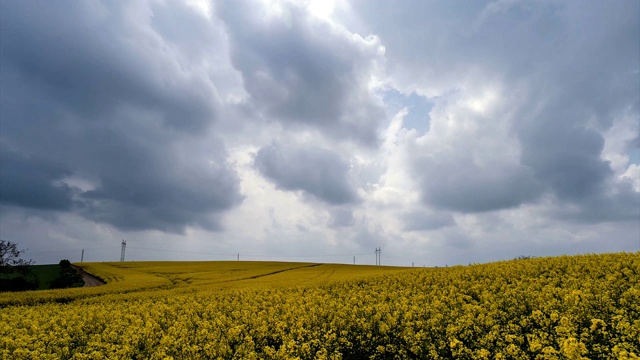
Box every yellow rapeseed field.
[1,253,638,359]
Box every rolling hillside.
[1,253,638,359]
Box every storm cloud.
[0,0,243,233]
[0,0,637,266]
[253,143,359,205]
[0,144,75,211]
[217,0,386,146]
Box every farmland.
[1,253,639,359]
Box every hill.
[1,253,638,359]
[0,261,406,307]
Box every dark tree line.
[0,240,38,291]
[1,241,83,292]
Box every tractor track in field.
[232,263,323,282]
[247,263,322,279]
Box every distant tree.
[49,259,83,289]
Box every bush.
[0,275,39,292]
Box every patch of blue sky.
[382,88,434,135]
[628,147,640,165]
[626,133,640,165]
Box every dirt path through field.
[82,273,104,287]
[72,265,105,287]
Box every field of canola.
[1,253,638,359]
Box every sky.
[0,0,638,267]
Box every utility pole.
[81,249,84,263]
[120,239,126,262]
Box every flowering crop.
[1,253,638,359]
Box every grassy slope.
[30,265,62,290]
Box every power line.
[8,238,388,264]
[3,238,378,262]
[126,246,374,260]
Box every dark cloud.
[217,0,385,146]
[513,2,638,221]
[551,180,640,224]
[518,120,612,202]
[0,1,219,134]
[0,144,75,211]
[416,160,543,213]
[73,129,243,233]
[253,143,359,205]
[0,0,243,233]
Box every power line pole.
[81,249,84,263]
[120,239,126,262]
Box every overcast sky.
[1,0,638,266]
